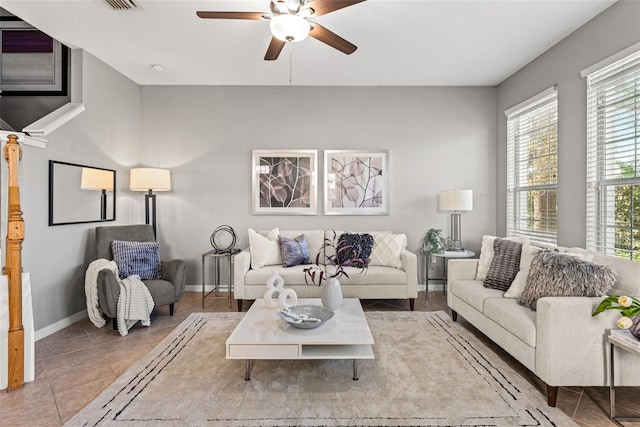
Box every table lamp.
[440,189,473,250]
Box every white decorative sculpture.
[263,271,285,308]
[278,288,297,308]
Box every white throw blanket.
[117,275,155,337]
[85,259,118,328]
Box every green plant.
[423,228,445,258]
[592,295,640,329]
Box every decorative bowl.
[278,305,334,329]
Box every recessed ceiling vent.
[104,0,141,10]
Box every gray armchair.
[95,225,186,327]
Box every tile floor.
[1,291,639,426]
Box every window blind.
[506,88,558,245]
[585,49,640,260]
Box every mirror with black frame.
[49,160,116,226]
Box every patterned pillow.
[111,240,161,280]
[336,233,374,268]
[517,250,615,311]
[483,238,522,291]
[279,234,312,268]
[369,232,407,269]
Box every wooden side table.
[202,249,240,308]
[608,331,640,425]
[425,250,475,301]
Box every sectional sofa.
[233,229,418,312]
[447,239,640,406]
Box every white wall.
[496,0,640,247]
[140,86,497,287]
[17,52,141,330]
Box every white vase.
[321,277,343,310]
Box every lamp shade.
[130,168,171,191]
[80,168,113,191]
[440,190,473,211]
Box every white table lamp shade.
[440,190,473,211]
[80,168,113,191]
[130,168,171,191]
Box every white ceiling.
[2,0,616,86]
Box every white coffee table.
[226,298,375,380]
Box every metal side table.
[425,250,475,301]
[608,332,640,425]
[202,248,240,308]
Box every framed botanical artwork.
[324,150,389,215]
[252,149,318,215]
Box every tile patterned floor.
[1,291,639,426]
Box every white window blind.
[506,88,558,245]
[585,49,640,260]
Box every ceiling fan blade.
[309,23,357,55]
[196,11,265,20]
[307,0,366,16]
[264,37,286,61]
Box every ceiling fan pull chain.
[289,47,294,86]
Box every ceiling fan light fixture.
[269,14,310,42]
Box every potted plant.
[423,228,445,262]
[593,295,640,339]
[303,230,368,309]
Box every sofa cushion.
[449,279,504,313]
[483,298,537,347]
[483,238,522,291]
[111,240,161,280]
[476,235,529,281]
[279,234,312,267]
[369,232,407,269]
[518,251,615,311]
[245,265,310,286]
[244,264,407,286]
[336,232,374,268]
[248,228,281,269]
[592,252,640,296]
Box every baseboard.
[423,282,444,292]
[185,285,228,293]
[35,309,88,342]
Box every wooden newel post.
[3,134,24,391]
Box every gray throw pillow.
[517,250,615,311]
[279,234,312,268]
[111,240,161,279]
[483,238,522,291]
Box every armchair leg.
[237,300,243,312]
[112,318,117,330]
[546,385,558,407]
[169,303,174,316]
[409,298,415,311]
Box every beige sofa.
[233,229,418,311]
[447,242,640,406]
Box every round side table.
[425,250,475,301]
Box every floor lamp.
[130,168,171,236]
[440,189,473,250]
[81,167,114,220]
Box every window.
[585,49,640,260]
[506,87,558,245]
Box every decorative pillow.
[336,232,374,268]
[369,232,407,269]
[483,238,522,291]
[476,235,529,280]
[504,244,542,298]
[248,227,281,269]
[111,240,161,280]
[517,250,615,311]
[279,234,312,268]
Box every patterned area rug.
[66,311,576,426]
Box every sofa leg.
[237,300,243,312]
[169,303,174,316]
[409,298,415,311]
[112,318,117,330]
[546,385,558,407]
[451,310,458,322]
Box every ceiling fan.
[196,0,366,61]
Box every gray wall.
[140,86,497,287]
[496,0,640,247]
[17,52,141,330]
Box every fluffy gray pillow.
[483,238,522,291]
[517,250,615,311]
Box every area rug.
[66,311,576,426]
